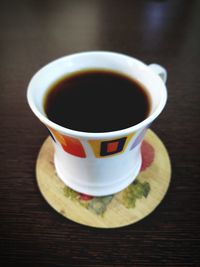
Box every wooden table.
[1,0,200,266]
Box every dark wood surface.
[1,0,200,266]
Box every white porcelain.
[27,51,167,196]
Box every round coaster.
[36,129,171,228]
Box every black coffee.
[44,69,151,132]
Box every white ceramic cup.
[27,51,167,196]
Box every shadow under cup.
[27,51,167,196]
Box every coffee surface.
[44,69,151,132]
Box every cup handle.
[149,64,167,84]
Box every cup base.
[54,155,142,196]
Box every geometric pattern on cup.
[48,128,86,158]
[47,129,56,143]
[130,127,148,150]
[88,133,134,158]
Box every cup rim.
[27,51,167,139]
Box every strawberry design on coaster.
[141,140,155,171]
[79,194,94,201]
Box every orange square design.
[107,141,119,153]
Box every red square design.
[107,141,119,153]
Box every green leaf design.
[63,186,113,216]
[63,179,150,215]
[122,180,151,209]
[143,182,151,198]
[63,186,79,200]
[88,196,113,216]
